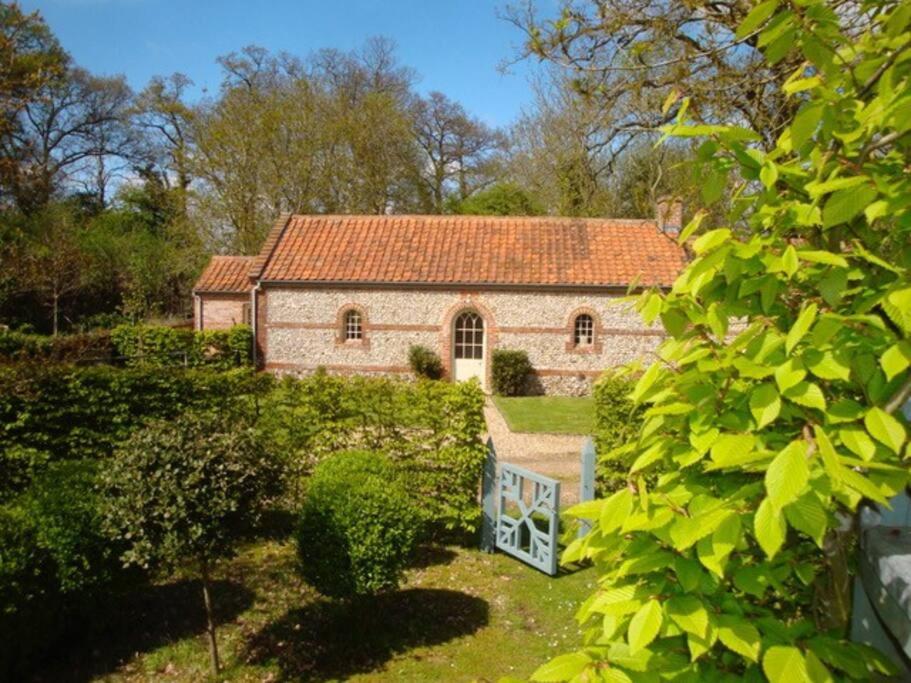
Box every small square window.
[344,309,362,340]
[574,314,594,347]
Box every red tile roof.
[194,256,256,293]
[254,214,686,288]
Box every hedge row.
[109,324,253,369]
[0,364,273,496]
[591,371,643,494]
[0,329,115,363]
[261,371,487,535]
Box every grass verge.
[493,395,595,434]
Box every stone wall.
[197,293,250,331]
[261,285,664,394]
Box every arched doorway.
[452,311,485,389]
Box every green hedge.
[491,349,532,396]
[0,365,273,497]
[592,371,644,494]
[0,329,115,363]
[296,450,418,598]
[408,345,443,380]
[260,372,486,535]
[110,324,253,369]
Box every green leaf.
[864,407,907,454]
[692,228,731,255]
[667,595,709,638]
[822,185,878,229]
[785,492,828,546]
[881,341,911,381]
[760,161,779,189]
[839,426,877,461]
[697,513,741,577]
[764,646,812,682]
[790,102,823,148]
[750,383,781,429]
[710,433,756,465]
[717,615,761,662]
[600,489,634,533]
[736,0,780,39]
[627,599,663,654]
[531,652,592,682]
[755,498,786,559]
[804,349,851,382]
[786,303,818,354]
[765,440,809,509]
[775,357,807,392]
[631,363,661,403]
[783,381,827,411]
[796,250,849,267]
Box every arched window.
[573,314,594,347]
[344,309,362,341]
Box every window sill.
[565,341,602,355]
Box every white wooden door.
[453,311,485,389]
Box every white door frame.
[452,310,486,391]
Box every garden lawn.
[39,539,595,682]
[493,396,595,434]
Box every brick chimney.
[656,196,683,235]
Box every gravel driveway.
[483,399,589,505]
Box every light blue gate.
[494,462,561,575]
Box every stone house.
[193,203,687,394]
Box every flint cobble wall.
[262,286,663,394]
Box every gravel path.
[483,399,588,505]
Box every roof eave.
[258,278,671,292]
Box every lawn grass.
[40,540,594,682]
[493,395,596,434]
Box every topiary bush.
[408,344,443,380]
[296,450,419,599]
[592,370,645,494]
[491,349,532,396]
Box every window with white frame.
[344,309,363,341]
[573,314,594,347]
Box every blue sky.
[23,0,543,128]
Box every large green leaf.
[763,646,812,682]
[736,0,780,39]
[765,441,809,509]
[627,599,663,654]
[864,408,907,454]
[783,381,827,411]
[775,357,807,392]
[881,341,911,381]
[531,652,592,682]
[717,615,761,662]
[601,489,634,533]
[822,185,878,228]
[697,513,741,577]
[786,304,818,354]
[667,595,710,638]
[749,383,781,429]
[755,498,786,559]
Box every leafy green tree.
[451,182,544,216]
[100,411,281,675]
[537,1,911,680]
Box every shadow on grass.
[407,544,458,569]
[32,578,254,683]
[245,588,489,681]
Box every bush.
[0,461,136,679]
[591,371,644,494]
[259,374,486,534]
[110,323,253,369]
[491,349,532,396]
[0,329,114,363]
[0,364,273,465]
[408,344,443,380]
[296,450,418,598]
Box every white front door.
[453,311,485,389]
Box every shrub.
[296,450,418,598]
[0,364,273,463]
[591,371,644,494]
[259,374,486,534]
[100,411,281,674]
[491,349,532,396]
[110,323,253,368]
[0,329,114,363]
[408,344,443,380]
[0,461,135,679]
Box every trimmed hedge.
[260,372,486,535]
[0,364,273,496]
[0,329,114,363]
[408,345,443,380]
[296,450,418,598]
[592,371,644,494]
[110,323,253,369]
[491,349,532,396]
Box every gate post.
[480,437,497,552]
[579,437,596,538]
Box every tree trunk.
[52,293,59,337]
[200,560,220,676]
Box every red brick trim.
[603,327,665,337]
[369,323,441,332]
[439,296,498,390]
[335,304,370,350]
[265,362,410,374]
[533,368,603,378]
[269,321,335,330]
